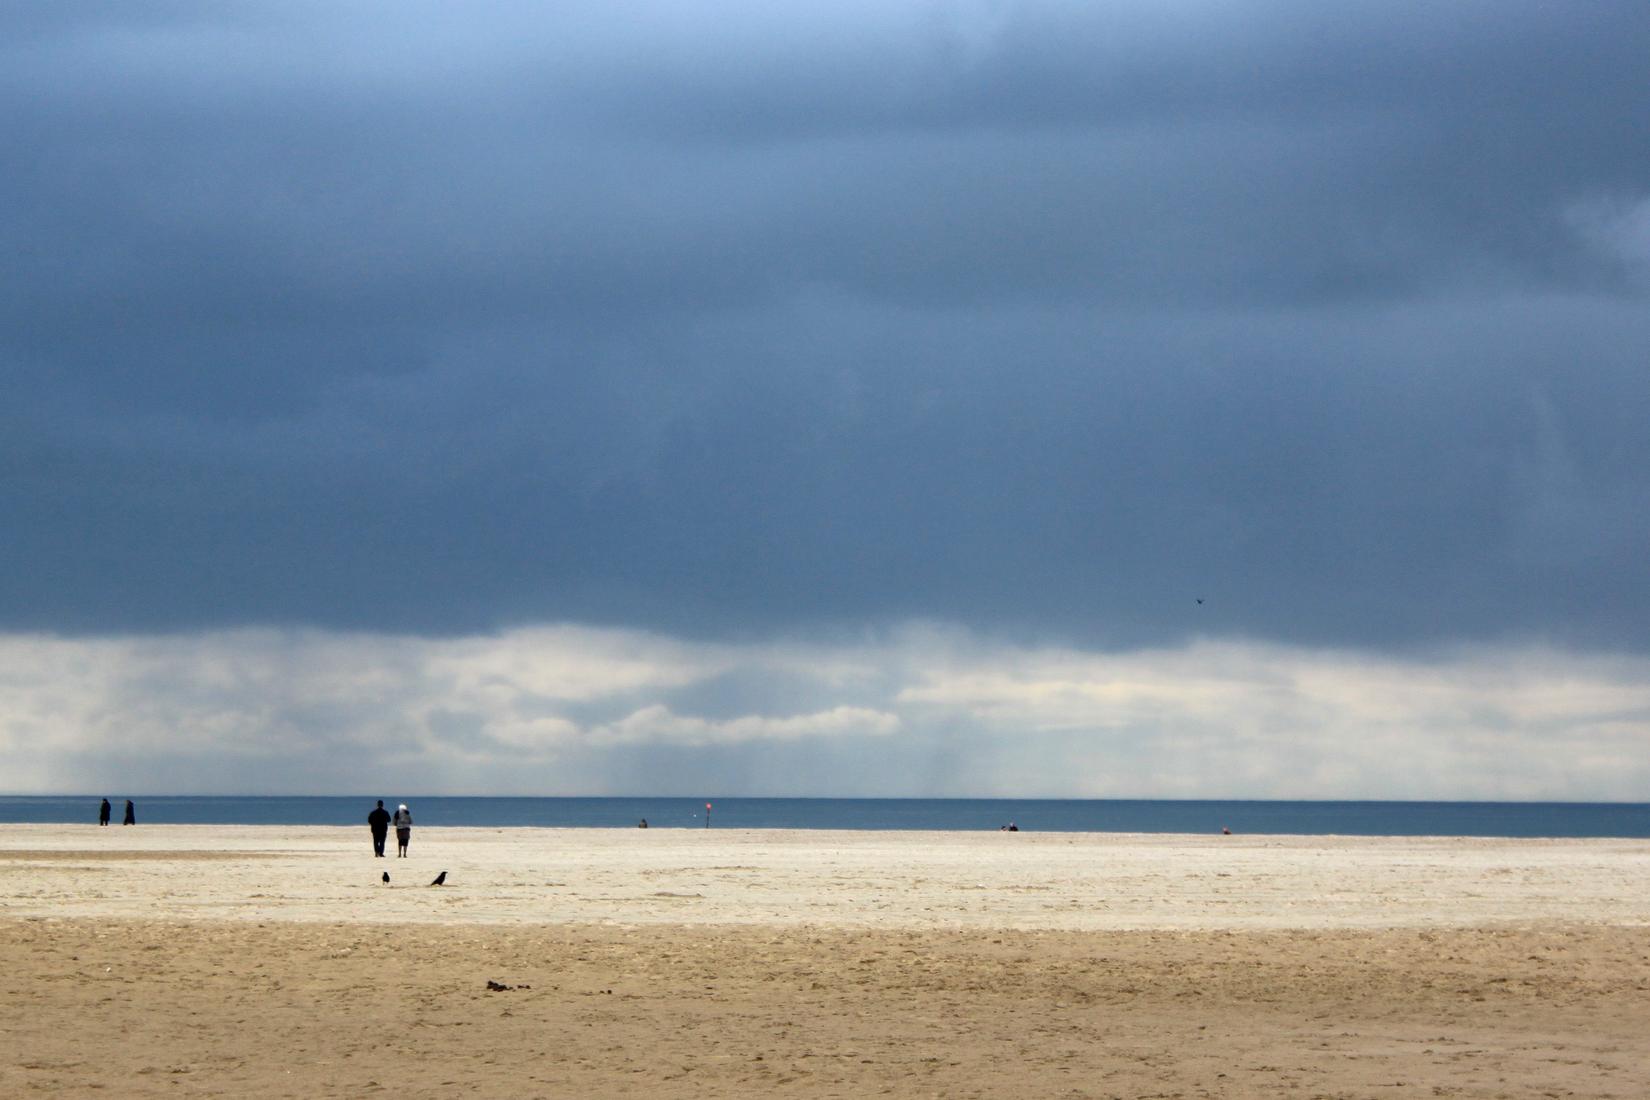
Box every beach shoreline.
[4,823,1648,929]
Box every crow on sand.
[430,871,448,886]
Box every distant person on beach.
[123,799,136,825]
[99,798,111,826]
[393,803,412,857]
[368,800,392,857]
[638,819,648,828]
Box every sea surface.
[3,796,1649,838]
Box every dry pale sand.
[3,825,1649,1098]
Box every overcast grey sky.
[4,3,1649,798]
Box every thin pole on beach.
[705,802,712,828]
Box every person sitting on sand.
[393,803,413,857]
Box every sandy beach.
[4,825,1649,1097]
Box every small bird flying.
[430,871,448,886]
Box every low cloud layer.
[5,624,1647,800]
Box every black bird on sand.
[382,872,390,884]
[430,871,448,886]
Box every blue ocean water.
[2,795,1648,837]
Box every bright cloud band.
[2,626,1646,800]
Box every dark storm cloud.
[3,2,1648,649]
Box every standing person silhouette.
[367,800,392,857]
[392,803,412,857]
[99,798,111,826]
[122,799,136,825]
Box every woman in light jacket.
[393,803,413,857]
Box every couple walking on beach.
[367,800,413,857]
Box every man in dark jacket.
[367,800,392,857]
[99,798,111,826]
